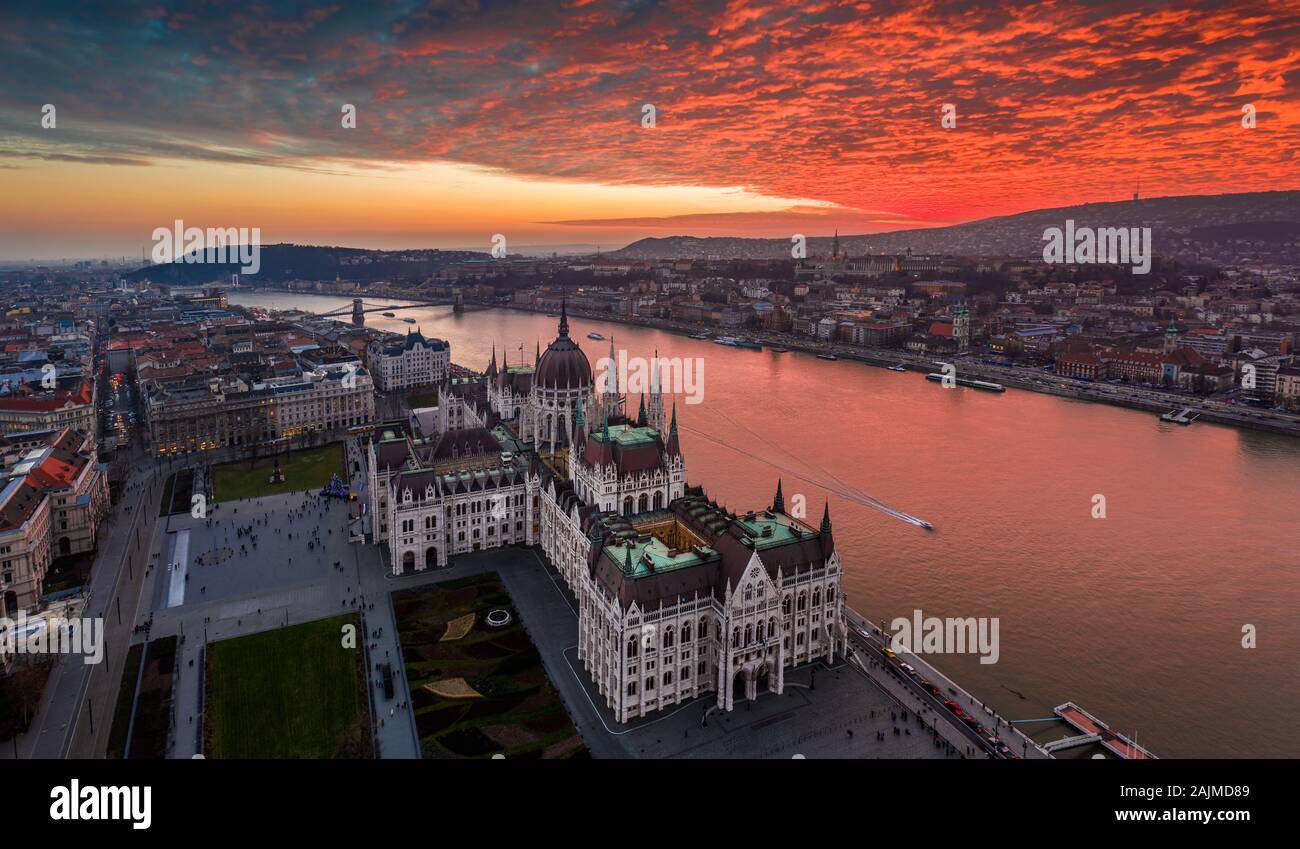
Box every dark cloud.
[1,0,1297,222]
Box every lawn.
[211,443,345,502]
[159,468,195,516]
[404,390,439,409]
[393,573,586,759]
[205,614,369,759]
[106,643,144,759]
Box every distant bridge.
[314,296,464,325]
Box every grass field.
[106,643,144,759]
[404,390,439,409]
[394,573,586,759]
[211,444,345,502]
[205,615,368,758]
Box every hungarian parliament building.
[365,306,846,722]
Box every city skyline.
[3,1,1299,259]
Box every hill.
[608,191,1300,259]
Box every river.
[224,290,1300,757]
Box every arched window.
[663,627,675,649]
[732,628,740,648]
[755,621,764,641]
[638,493,648,512]
[654,490,664,510]
[663,670,673,686]
[681,622,692,643]
[813,589,821,607]
[798,592,807,612]
[682,665,691,679]
[744,624,753,645]
[828,586,836,603]
[768,618,777,640]
[623,496,633,516]
[782,595,791,615]
[627,637,639,658]
[699,618,709,639]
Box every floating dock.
[926,373,1006,392]
[1159,407,1198,425]
[1053,702,1157,759]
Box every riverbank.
[503,304,1300,438]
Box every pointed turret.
[572,395,587,444]
[535,339,541,365]
[665,401,681,456]
[487,343,498,378]
[636,394,647,427]
[773,479,785,513]
[820,500,832,535]
[601,335,620,421]
[647,348,665,435]
[558,299,569,338]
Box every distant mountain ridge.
[608,190,1300,260]
[127,243,491,285]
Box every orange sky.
[1,0,1298,258]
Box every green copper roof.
[591,423,659,447]
[605,535,717,579]
[732,511,810,550]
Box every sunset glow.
[2,0,1298,257]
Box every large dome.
[535,304,592,389]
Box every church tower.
[646,349,665,436]
[1163,318,1178,354]
[953,302,971,354]
[600,336,621,421]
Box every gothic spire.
[637,394,647,427]
[558,298,569,337]
[774,479,785,513]
[820,500,832,535]
[665,401,681,456]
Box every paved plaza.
[116,442,952,760]
[381,547,953,759]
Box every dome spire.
[558,299,569,338]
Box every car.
[880,647,896,659]
[899,662,917,676]
[943,700,962,714]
